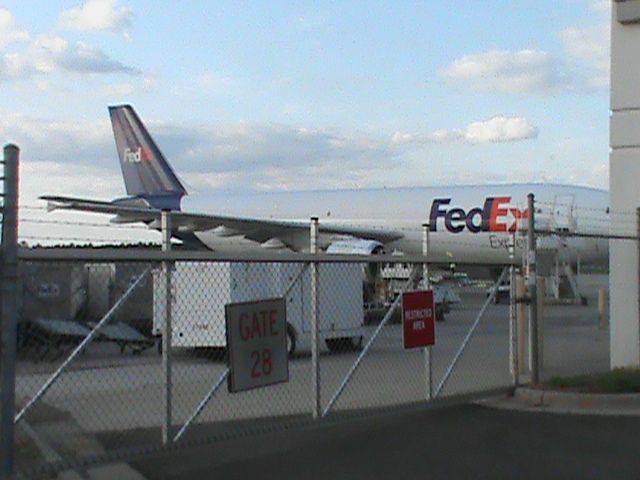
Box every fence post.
[516,273,527,373]
[508,230,519,386]
[537,276,545,371]
[1,145,19,477]
[310,217,320,419]
[422,224,432,400]
[161,210,173,445]
[527,193,539,384]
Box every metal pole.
[527,193,539,384]
[422,224,432,400]
[161,210,173,445]
[508,230,519,386]
[637,208,640,335]
[537,276,545,371]
[1,145,19,477]
[310,217,320,419]
[516,274,527,372]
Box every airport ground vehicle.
[488,281,511,304]
[153,261,365,356]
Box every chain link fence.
[5,192,627,477]
[536,272,610,380]
[11,251,516,476]
[522,196,613,382]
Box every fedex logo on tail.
[429,197,528,234]
[123,147,152,164]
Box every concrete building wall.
[610,1,640,367]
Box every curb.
[477,387,640,416]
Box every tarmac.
[13,272,618,479]
[56,387,639,480]
[127,395,640,480]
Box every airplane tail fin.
[109,104,187,211]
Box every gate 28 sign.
[226,298,289,393]
[402,290,435,349]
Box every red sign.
[402,290,435,349]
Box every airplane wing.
[40,195,404,249]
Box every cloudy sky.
[0,0,611,244]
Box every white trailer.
[153,262,365,355]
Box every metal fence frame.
[4,164,534,478]
[8,245,518,477]
[1,145,19,478]
[1,143,633,478]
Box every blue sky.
[0,0,611,243]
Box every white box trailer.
[153,262,365,354]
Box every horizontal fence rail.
[18,247,519,266]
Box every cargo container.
[85,263,114,320]
[20,262,87,322]
[112,262,154,335]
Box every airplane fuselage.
[183,183,609,265]
[43,106,611,270]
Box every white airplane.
[41,105,610,267]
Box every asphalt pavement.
[130,403,640,480]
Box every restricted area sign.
[226,298,288,393]
[402,290,435,349]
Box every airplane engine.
[326,239,385,281]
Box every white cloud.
[560,22,610,88]
[392,116,538,145]
[464,116,538,144]
[21,161,122,200]
[0,111,398,192]
[442,10,611,95]
[0,7,29,49]
[589,163,609,189]
[151,122,396,187]
[196,72,233,92]
[101,81,135,97]
[0,35,140,81]
[590,0,611,14]
[100,76,155,97]
[60,0,133,34]
[18,161,160,245]
[391,129,459,144]
[440,49,566,93]
[170,72,234,97]
[0,112,113,163]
